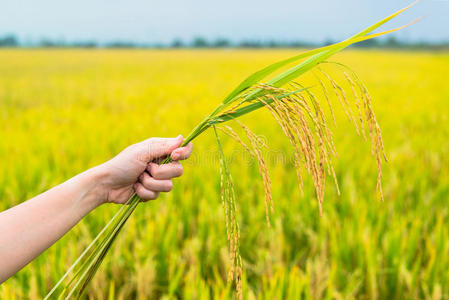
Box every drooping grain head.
[214,127,243,299]
[217,65,385,214]
[213,63,386,298]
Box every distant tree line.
[1,34,448,49]
[0,35,19,47]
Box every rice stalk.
[319,69,360,135]
[46,4,417,298]
[214,127,243,299]
[321,60,387,201]
[237,121,273,224]
[343,71,367,140]
[215,125,255,157]
[317,76,337,127]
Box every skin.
[0,135,193,283]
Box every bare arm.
[0,135,193,283]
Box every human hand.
[98,135,193,204]
[0,135,191,283]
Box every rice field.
[0,48,448,299]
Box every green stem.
[44,195,135,299]
[64,195,141,299]
[59,196,137,296]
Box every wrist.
[77,164,110,208]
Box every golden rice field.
[0,49,448,299]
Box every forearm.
[0,136,193,283]
[0,166,107,283]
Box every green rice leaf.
[210,87,311,125]
[222,1,418,105]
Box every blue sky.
[1,0,448,44]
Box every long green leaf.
[210,87,311,125]
[221,1,417,105]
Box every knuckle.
[135,185,144,197]
[177,164,184,176]
[147,143,156,157]
[150,166,160,177]
[152,170,162,179]
[159,140,168,149]
[143,175,152,187]
[165,181,173,192]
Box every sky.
[0,0,448,44]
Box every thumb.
[144,135,184,161]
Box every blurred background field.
[0,48,448,299]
